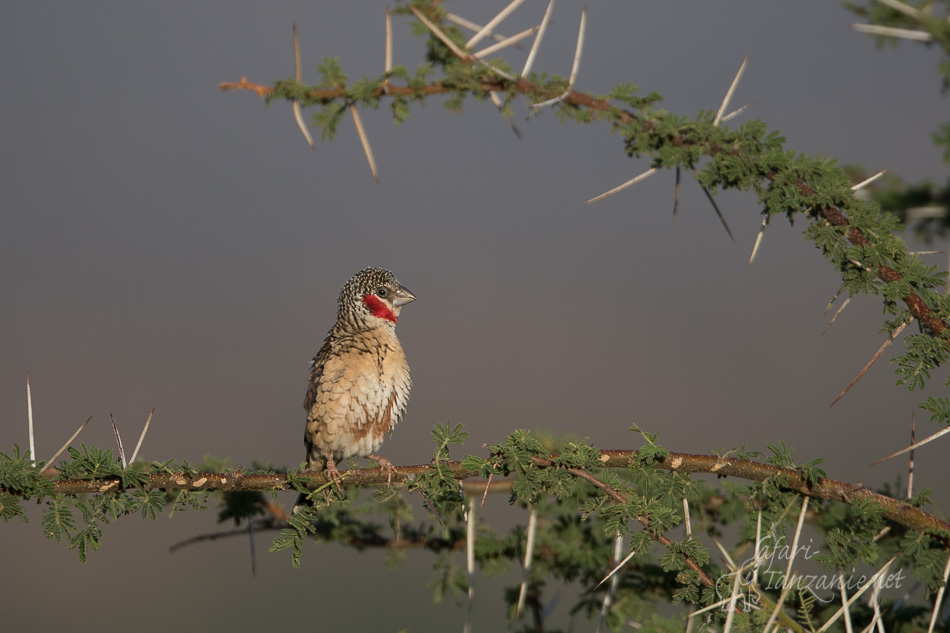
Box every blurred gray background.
[2,2,947,631]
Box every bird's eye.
[376,287,389,298]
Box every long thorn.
[597,535,624,633]
[385,7,393,75]
[908,411,915,500]
[852,169,887,191]
[822,296,853,334]
[446,13,518,46]
[830,320,910,407]
[720,102,753,123]
[408,6,469,59]
[672,167,681,218]
[816,552,901,633]
[568,6,587,89]
[129,407,154,465]
[292,25,314,150]
[39,416,92,475]
[749,216,768,267]
[927,550,950,633]
[249,519,257,577]
[585,167,658,204]
[465,0,526,49]
[714,55,748,126]
[349,104,378,182]
[522,0,555,77]
[472,24,540,59]
[868,421,950,466]
[694,170,734,241]
[851,23,932,42]
[873,0,922,18]
[27,372,36,464]
[489,92,521,138]
[110,412,127,468]
[596,545,637,588]
[515,507,538,618]
[464,496,476,633]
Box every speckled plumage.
[295,268,414,509]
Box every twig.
[38,416,92,475]
[530,455,716,587]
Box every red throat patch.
[362,294,398,323]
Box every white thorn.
[749,216,768,267]
[465,0,526,49]
[385,7,393,75]
[720,102,753,123]
[472,24,539,60]
[714,55,748,126]
[852,169,888,191]
[522,0,555,77]
[515,508,538,618]
[568,6,587,89]
[585,167,658,204]
[851,23,933,42]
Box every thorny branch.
[26,449,950,543]
[220,71,950,342]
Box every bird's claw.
[325,461,345,491]
[367,454,396,486]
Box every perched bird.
[294,267,415,512]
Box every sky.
[2,2,948,631]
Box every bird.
[294,267,415,513]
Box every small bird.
[294,267,415,512]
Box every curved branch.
[222,73,950,341]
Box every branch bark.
[33,449,950,542]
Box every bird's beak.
[393,285,416,306]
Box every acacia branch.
[30,449,950,542]
[221,72,950,342]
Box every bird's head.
[339,267,416,328]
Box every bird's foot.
[366,454,396,486]
[325,460,345,491]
